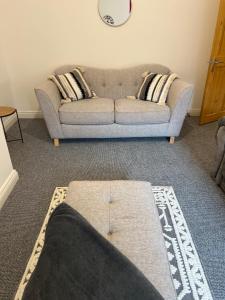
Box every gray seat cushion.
[59,98,115,125]
[115,98,170,125]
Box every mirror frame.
[98,0,132,27]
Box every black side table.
[0,106,24,143]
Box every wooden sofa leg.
[169,137,175,144]
[53,138,60,147]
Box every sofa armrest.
[35,80,64,139]
[167,79,194,136]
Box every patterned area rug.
[15,187,213,300]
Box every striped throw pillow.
[137,73,177,105]
[49,68,94,103]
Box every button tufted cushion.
[65,181,177,300]
[59,98,114,125]
[115,98,170,125]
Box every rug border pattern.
[152,186,213,300]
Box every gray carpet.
[0,117,225,300]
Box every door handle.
[209,59,224,72]
[209,59,223,65]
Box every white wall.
[0,47,18,128]
[0,0,220,115]
[0,48,14,107]
[0,123,18,209]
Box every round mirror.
[98,0,132,27]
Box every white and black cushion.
[49,68,94,103]
[137,73,177,105]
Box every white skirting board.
[189,108,201,117]
[3,114,17,131]
[4,111,43,131]
[18,111,43,119]
[0,170,19,210]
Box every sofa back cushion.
[54,65,170,99]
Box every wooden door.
[200,0,225,124]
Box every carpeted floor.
[0,117,225,300]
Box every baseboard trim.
[4,114,17,131]
[188,109,201,117]
[4,111,43,131]
[18,111,42,119]
[0,170,19,210]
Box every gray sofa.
[35,64,194,146]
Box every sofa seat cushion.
[115,98,170,125]
[59,98,114,125]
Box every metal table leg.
[16,110,24,143]
[1,110,24,143]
